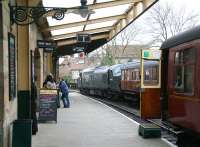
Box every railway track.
[89,96,178,146]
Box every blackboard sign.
[8,33,16,100]
[39,90,57,122]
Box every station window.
[174,48,196,94]
[144,65,159,85]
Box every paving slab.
[32,92,173,147]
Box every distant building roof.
[106,44,150,58]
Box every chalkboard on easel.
[39,89,57,122]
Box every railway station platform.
[32,92,173,147]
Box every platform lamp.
[72,0,95,18]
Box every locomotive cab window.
[174,48,196,94]
[109,70,113,80]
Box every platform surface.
[32,92,172,147]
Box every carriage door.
[140,49,162,119]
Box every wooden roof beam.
[57,33,109,46]
[52,26,114,40]
[44,0,142,18]
[88,0,142,10]
[42,14,125,32]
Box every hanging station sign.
[73,46,85,53]
[76,33,91,43]
[37,40,57,52]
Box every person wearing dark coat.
[59,79,70,108]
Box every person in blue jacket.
[59,78,70,108]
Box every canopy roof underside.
[40,0,158,56]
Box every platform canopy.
[41,0,158,56]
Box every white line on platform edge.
[162,138,177,147]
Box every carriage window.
[126,70,129,80]
[183,48,195,63]
[132,70,135,80]
[123,70,126,80]
[121,70,124,80]
[135,71,140,81]
[175,52,183,64]
[144,69,150,80]
[174,48,195,94]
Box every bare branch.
[146,2,199,43]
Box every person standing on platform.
[31,75,38,135]
[59,78,70,108]
[43,74,56,89]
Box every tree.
[100,23,141,65]
[63,75,73,83]
[88,23,141,65]
[100,44,115,66]
[116,24,141,55]
[146,2,199,43]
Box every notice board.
[39,89,57,122]
[8,33,16,100]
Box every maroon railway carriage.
[161,26,200,144]
[121,60,161,119]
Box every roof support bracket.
[10,5,70,25]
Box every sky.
[111,0,200,46]
[161,0,200,10]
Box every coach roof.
[161,25,200,50]
[94,66,109,74]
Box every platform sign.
[141,49,162,89]
[73,47,85,53]
[39,89,57,122]
[142,50,161,60]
